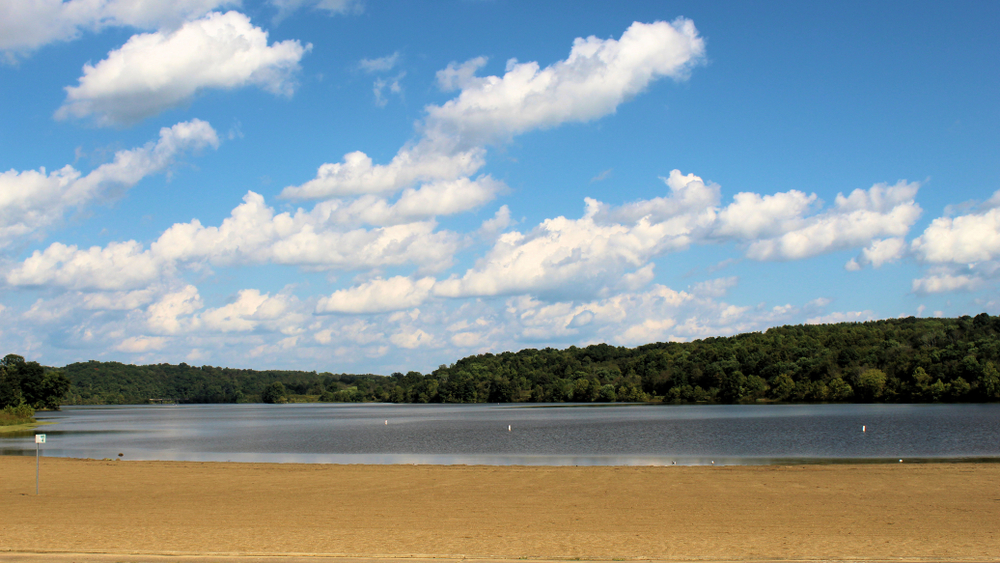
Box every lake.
[3,402,999,465]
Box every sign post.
[34,434,45,495]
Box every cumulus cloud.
[7,241,166,291]
[280,148,486,199]
[902,192,1000,295]
[499,279,794,346]
[56,11,310,126]
[390,327,434,349]
[742,181,921,261]
[435,171,719,300]
[431,173,924,302]
[845,237,907,270]
[116,335,168,353]
[146,285,202,334]
[317,276,436,314]
[0,0,237,58]
[478,205,513,240]
[9,184,465,292]
[0,119,218,248]
[152,191,462,271]
[282,19,704,200]
[911,198,1000,264]
[714,190,816,239]
[300,175,504,228]
[911,271,984,295]
[424,19,705,146]
[201,289,299,332]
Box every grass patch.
[0,421,52,434]
[1,404,36,426]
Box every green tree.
[980,362,1000,400]
[856,368,887,401]
[261,381,288,404]
[828,378,853,401]
[38,372,71,410]
[0,365,23,408]
[598,384,617,402]
[769,373,795,402]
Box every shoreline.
[3,457,999,562]
[0,420,54,434]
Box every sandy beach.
[2,457,998,562]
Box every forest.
[10,314,1000,406]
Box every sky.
[1,0,998,374]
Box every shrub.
[0,404,35,426]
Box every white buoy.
[711,460,715,465]
[508,425,511,431]
[862,425,866,432]
[899,459,903,463]
[385,420,388,425]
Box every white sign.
[35,434,46,444]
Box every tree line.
[13,314,1000,406]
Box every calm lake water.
[3,403,999,465]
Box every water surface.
[2,402,998,465]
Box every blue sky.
[1,0,998,373]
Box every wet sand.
[2,457,998,562]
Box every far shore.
[2,456,999,562]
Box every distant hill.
[45,314,1000,405]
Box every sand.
[1,457,998,562]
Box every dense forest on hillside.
[30,314,1000,405]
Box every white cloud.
[390,327,434,349]
[373,72,405,107]
[153,191,463,271]
[81,289,158,311]
[846,237,907,270]
[201,289,298,332]
[911,201,1000,264]
[116,335,168,353]
[269,0,363,18]
[281,148,486,199]
[359,51,400,73]
[314,175,505,226]
[7,185,466,295]
[434,171,718,300]
[146,285,202,334]
[714,190,816,239]
[498,281,792,346]
[436,57,488,91]
[450,331,486,348]
[805,310,876,325]
[912,272,983,295]
[742,181,921,261]
[592,170,720,225]
[424,19,705,146]
[479,205,513,240]
[0,119,218,247]
[282,19,704,200]
[7,241,165,291]
[56,11,311,126]
[690,276,738,298]
[0,0,237,58]
[317,276,436,314]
